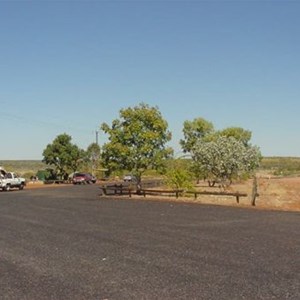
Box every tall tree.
[42,133,84,179]
[180,118,214,153]
[85,143,101,175]
[216,127,252,147]
[101,103,173,185]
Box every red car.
[72,173,96,184]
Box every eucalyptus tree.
[215,127,252,147]
[180,117,215,182]
[85,142,101,174]
[180,117,214,153]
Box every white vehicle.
[0,168,26,191]
[123,174,137,182]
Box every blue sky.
[1,1,300,159]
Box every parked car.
[72,173,96,184]
[0,169,26,191]
[123,174,137,182]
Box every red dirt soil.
[26,177,300,212]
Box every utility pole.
[95,130,99,145]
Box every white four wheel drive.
[0,167,26,191]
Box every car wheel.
[4,184,11,191]
[19,183,24,190]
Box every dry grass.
[126,176,300,212]
[182,175,300,212]
[255,176,300,211]
[25,176,300,212]
[193,176,300,211]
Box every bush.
[164,165,194,191]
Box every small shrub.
[164,167,194,191]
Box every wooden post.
[251,176,258,206]
[102,186,107,195]
[236,194,240,204]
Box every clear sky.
[1,0,299,160]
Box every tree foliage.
[192,136,261,187]
[101,103,173,183]
[215,127,252,147]
[164,160,194,190]
[42,133,85,179]
[181,117,261,186]
[180,118,214,153]
[85,143,101,174]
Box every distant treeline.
[0,160,46,177]
[1,157,300,178]
[260,157,300,176]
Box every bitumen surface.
[0,185,299,300]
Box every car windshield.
[75,173,85,177]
